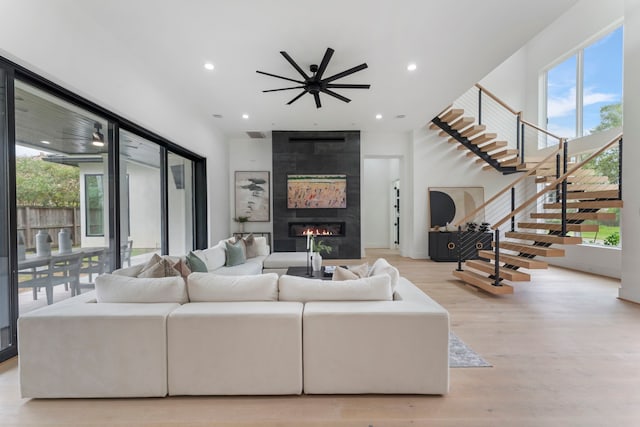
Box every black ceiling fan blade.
[263,86,305,93]
[313,92,322,108]
[325,83,371,89]
[256,70,304,85]
[323,63,368,83]
[280,51,310,80]
[287,89,309,105]
[320,88,351,103]
[315,47,334,80]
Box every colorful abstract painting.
[287,174,347,209]
[235,171,270,221]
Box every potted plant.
[311,238,333,271]
[233,216,250,233]
[465,222,478,232]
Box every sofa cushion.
[369,258,400,291]
[187,272,279,301]
[186,251,208,273]
[225,241,246,266]
[95,274,188,303]
[263,252,307,269]
[278,274,392,302]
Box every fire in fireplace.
[289,222,345,237]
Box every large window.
[543,26,623,147]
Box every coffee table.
[285,266,332,280]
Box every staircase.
[428,85,623,295]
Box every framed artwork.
[235,171,270,222]
[287,174,347,209]
[428,187,484,228]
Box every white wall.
[0,1,230,247]
[620,0,640,302]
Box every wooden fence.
[17,207,81,250]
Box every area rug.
[449,332,492,368]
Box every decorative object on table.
[234,171,270,222]
[479,222,491,233]
[58,228,73,254]
[465,222,478,232]
[35,229,52,257]
[287,174,347,209]
[428,186,485,228]
[17,232,26,260]
[311,238,332,271]
[233,216,250,233]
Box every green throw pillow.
[225,241,246,267]
[186,251,208,273]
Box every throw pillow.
[332,266,359,281]
[137,253,162,276]
[172,258,192,279]
[187,272,279,302]
[349,262,369,278]
[369,258,400,291]
[200,244,226,270]
[253,236,270,256]
[225,240,246,266]
[186,251,208,272]
[137,258,181,279]
[243,233,259,259]
[95,274,188,303]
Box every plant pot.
[312,252,322,271]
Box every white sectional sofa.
[18,261,450,398]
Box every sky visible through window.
[546,26,623,141]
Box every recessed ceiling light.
[375,114,383,120]
[407,63,417,71]
[212,114,223,119]
[242,114,249,119]
[40,140,50,144]
[396,114,406,119]
[204,62,215,71]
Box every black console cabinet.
[428,231,493,262]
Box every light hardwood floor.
[1,249,639,426]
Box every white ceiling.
[8,0,579,138]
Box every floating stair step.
[482,164,494,171]
[530,212,617,221]
[447,137,458,144]
[452,270,514,295]
[564,190,620,200]
[543,200,624,209]
[478,250,548,269]
[450,116,475,131]
[438,130,449,137]
[517,222,600,233]
[470,133,497,145]
[460,125,486,138]
[480,140,508,152]
[499,157,521,167]
[439,108,464,123]
[566,184,618,192]
[505,231,582,245]
[466,150,478,157]
[465,260,531,281]
[568,175,610,184]
[536,176,559,183]
[491,149,518,160]
[493,241,565,257]
[429,123,440,130]
[517,162,548,171]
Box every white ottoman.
[262,252,308,275]
[167,301,304,395]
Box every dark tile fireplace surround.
[272,131,361,259]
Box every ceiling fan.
[256,47,370,108]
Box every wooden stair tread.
[450,117,475,130]
[460,125,486,138]
[478,250,548,269]
[438,130,449,137]
[564,190,620,200]
[568,176,611,184]
[470,133,497,145]
[452,270,514,295]
[505,231,582,245]
[530,212,617,221]
[491,149,518,159]
[479,140,508,152]
[429,123,440,130]
[499,157,521,166]
[517,222,599,232]
[439,108,464,122]
[565,184,618,192]
[494,241,565,257]
[543,200,624,209]
[465,260,531,281]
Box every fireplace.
[289,222,346,238]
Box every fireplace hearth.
[289,222,345,238]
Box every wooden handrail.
[520,118,563,142]
[492,133,623,229]
[453,141,564,227]
[475,83,520,116]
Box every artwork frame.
[235,171,270,222]
[428,186,484,229]
[287,174,347,209]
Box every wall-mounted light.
[92,123,104,147]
